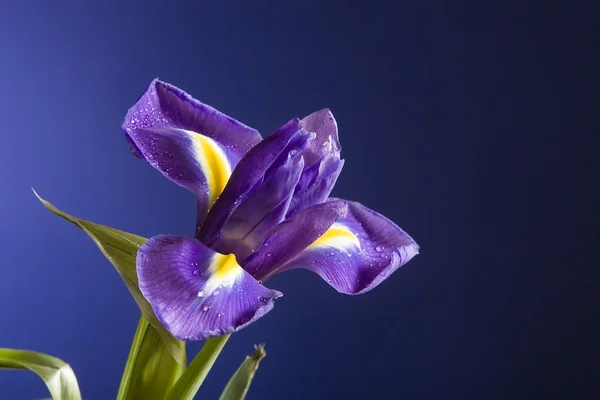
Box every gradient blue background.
[1,1,597,399]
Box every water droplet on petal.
[266,252,273,257]
[192,269,200,276]
[257,280,263,285]
[213,290,220,296]
[197,290,205,297]
[217,313,223,318]
[202,305,210,312]
[375,245,384,252]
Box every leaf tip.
[32,188,50,207]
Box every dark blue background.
[1,1,597,399]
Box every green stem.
[117,316,186,400]
[166,334,231,400]
[117,317,148,399]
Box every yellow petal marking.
[309,223,361,250]
[198,253,244,298]
[186,130,232,207]
[210,253,241,280]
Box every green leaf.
[219,344,266,400]
[33,190,184,363]
[166,335,231,400]
[117,317,186,400]
[0,348,82,400]
[34,190,187,398]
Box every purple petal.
[197,118,312,246]
[299,109,341,167]
[137,235,282,341]
[213,154,305,260]
[270,201,419,294]
[243,200,348,280]
[123,79,262,225]
[123,79,261,160]
[286,155,344,218]
[126,126,236,221]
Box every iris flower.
[123,79,419,340]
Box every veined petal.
[243,200,348,280]
[272,201,419,294]
[123,79,262,224]
[137,235,282,341]
[299,109,341,167]
[198,118,313,246]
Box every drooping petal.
[243,200,348,280]
[286,155,344,218]
[126,126,236,219]
[299,109,341,167]
[198,118,313,246]
[265,201,419,294]
[137,235,282,341]
[123,79,262,224]
[124,79,261,159]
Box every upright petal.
[213,154,306,260]
[198,118,313,246]
[261,201,419,294]
[243,200,348,280]
[137,235,282,341]
[299,109,341,167]
[286,155,344,218]
[279,109,344,218]
[123,79,262,224]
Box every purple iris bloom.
[123,79,419,340]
